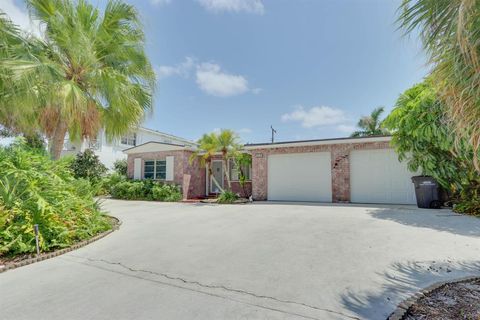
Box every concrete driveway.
[1,200,480,320]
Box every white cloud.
[156,57,196,79]
[0,0,41,36]
[196,62,249,97]
[150,0,172,6]
[196,0,264,14]
[281,105,349,128]
[158,57,256,97]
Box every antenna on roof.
[270,125,277,143]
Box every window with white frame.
[229,159,251,181]
[144,160,167,180]
[121,133,136,146]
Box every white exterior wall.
[62,128,194,170]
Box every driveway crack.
[66,254,360,320]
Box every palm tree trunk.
[221,152,231,190]
[49,119,68,160]
[222,159,231,190]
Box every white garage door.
[350,149,416,204]
[268,152,332,202]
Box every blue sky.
[3,0,428,144]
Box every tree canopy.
[399,0,480,170]
[350,107,388,137]
[0,0,156,159]
[384,81,480,215]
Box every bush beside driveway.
[1,200,479,320]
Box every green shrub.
[113,159,128,176]
[70,149,107,183]
[100,173,127,195]
[151,184,182,202]
[217,190,239,204]
[0,141,111,256]
[109,179,182,202]
[384,81,480,215]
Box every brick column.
[331,145,351,202]
[251,150,268,200]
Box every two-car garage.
[249,136,417,205]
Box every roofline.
[123,141,194,153]
[244,135,392,149]
[138,127,197,145]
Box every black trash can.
[411,176,441,209]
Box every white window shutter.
[166,156,174,181]
[133,158,142,180]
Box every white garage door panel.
[268,152,332,202]
[350,149,416,204]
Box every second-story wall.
[62,128,195,169]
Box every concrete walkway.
[1,200,480,320]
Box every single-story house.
[124,135,418,204]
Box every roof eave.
[244,135,392,150]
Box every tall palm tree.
[350,107,387,137]
[0,13,42,138]
[0,0,155,159]
[398,0,480,170]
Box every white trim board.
[245,136,392,150]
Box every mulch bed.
[0,215,120,273]
[403,278,480,320]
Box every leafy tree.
[398,0,480,170]
[113,159,128,177]
[350,107,388,137]
[0,0,155,159]
[70,149,107,183]
[384,81,480,215]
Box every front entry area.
[210,160,224,194]
[267,152,332,202]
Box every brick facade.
[127,151,252,199]
[250,140,391,202]
[127,150,206,199]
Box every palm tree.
[190,129,241,194]
[398,0,480,170]
[190,132,224,194]
[216,129,241,190]
[350,107,387,137]
[0,13,42,138]
[0,0,155,159]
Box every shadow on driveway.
[340,260,480,320]
[366,207,480,238]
